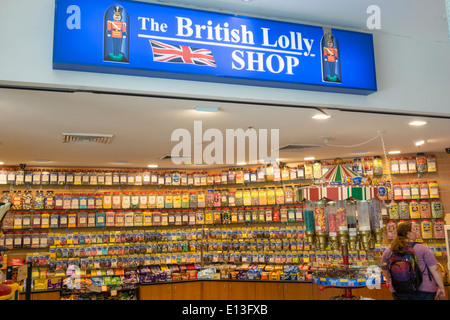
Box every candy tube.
[357,200,372,249]
[346,200,357,236]
[314,200,327,250]
[314,201,327,233]
[357,201,371,232]
[369,198,383,230]
[326,201,337,237]
[369,198,383,243]
[303,201,315,232]
[335,200,348,232]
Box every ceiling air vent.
[62,133,114,144]
[277,144,322,152]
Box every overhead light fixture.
[236,162,247,166]
[388,150,401,154]
[147,164,158,168]
[409,121,427,126]
[312,108,331,119]
[0,162,4,165]
[304,157,315,160]
[353,150,368,154]
[34,159,51,163]
[114,160,128,164]
[414,140,425,147]
[194,106,219,113]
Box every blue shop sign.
[53,0,377,94]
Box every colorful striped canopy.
[298,185,378,201]
[298,160,377,201]
[321,164,360,183]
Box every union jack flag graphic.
[149,40,217,67]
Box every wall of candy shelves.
[0,152,448,294]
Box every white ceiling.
[0,0,449,170]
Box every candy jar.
[206,190,214,208]
[433,219,444,239]
[250,189,259,206]
[431,199,443,218]
[352,158,363,176]
[426,155,437,172]
[421,219,432,239]
[388,201,399,220]
[419,181,429,199]
[243,189,251,206]
[416,153,427,173]
[409,200,420,219]
[313,161,322,179]
[213,190,222,207]
[398,200,409,219]
[357,200,371,249]
[373,156,383,175]
[411,220,421,239]
[428,181,439,199]
[386,220,397,240]
[420,200,431,218]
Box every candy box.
[187,270,197,280]
[47,277,62,290]
[280,273,290,281]
[34,278,48,291]
[220,270,230,279]
[247,270,260,280]
[288,273,298,281]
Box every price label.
[101,285,107,292]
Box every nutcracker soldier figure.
[321,32,341,83]
[104,5,129,62]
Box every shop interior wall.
[2,152,450,279]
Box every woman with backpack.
[381,221,446,300]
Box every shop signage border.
[53,0,377,95]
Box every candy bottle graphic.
[321,32,341,83]
[104,4,129,63]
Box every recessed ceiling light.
[312,114,331,120]
[236,162,247,165]
[312,108,331,119]
[388,150,401,154]
[304,157,315,160]
[147,164,158,168]
[409,121,427,126]
[414,140,425,146]
[194,106,219,113]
